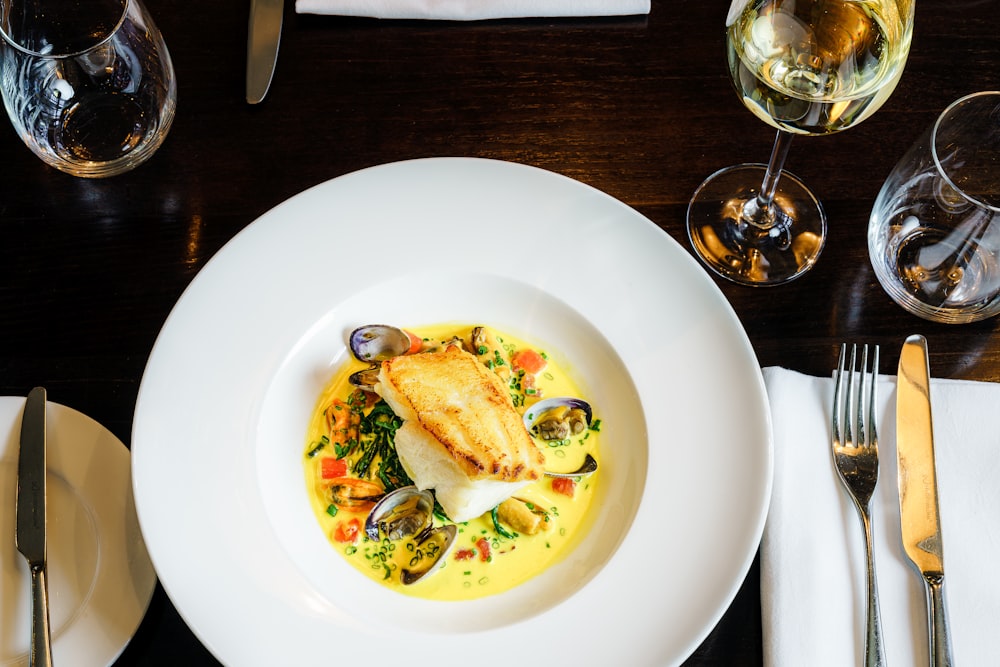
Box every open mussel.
[364,486,457,585]
[400,524,457,585]
[524,397,592,441]
[348,365,381,392]
[524,397,598,478]
[364,486,435,541]
[349,324,414,363]
[328,478,384,512]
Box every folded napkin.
[761,367,1000,666]
[295,0,650,19]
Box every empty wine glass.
[687,0,914,285]
[0,0,176,177]
[868,91,1000,323]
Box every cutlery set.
[833,336,953,666]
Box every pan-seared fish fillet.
[376,345,545,522]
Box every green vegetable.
[350,399,413,492]
[306,440,327,457]
[490,506,516,539]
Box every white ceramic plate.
[0,397,156,667]
[132,158,772,665]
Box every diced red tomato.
[552,477,576,497]
[320,457,348,479]
[454,548,476,561]
[333,518,361,544]
[475,537,492,562]
[511,348,547,374]
[404,330,423,354]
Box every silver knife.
[246,0,284,103]
[15,387,53,667]
[897,335,953,666]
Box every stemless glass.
[687,0,914,285]
[868,91,1000,323]
[0,0,176,177]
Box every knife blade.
[246,0,284,104]
[896,335,953,666]
[15,386,53,667]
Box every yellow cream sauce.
[303,323,600,601]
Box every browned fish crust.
[378,346,545,482]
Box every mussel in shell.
[400,524,457,585]
[364,486,457,585]
[348,365,381,392]
[328,477,384,512]
[524,397,599,478]
[349,324,413,362]
[523,397,593,441]
[364,486,435,542]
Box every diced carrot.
[511,349,547,374]
[404,330,423,354]
[552,477,576,497]
[320,457,348,479]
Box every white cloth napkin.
[761,366,1000,666]
[295,0,649,19]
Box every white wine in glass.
[687,0,914,285]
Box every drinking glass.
[0,0,176,177]
[687,0,914,285]
[868,91,1000,323]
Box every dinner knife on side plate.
[15,387,53,667]
[246,0,283,103]
[897,335,953,666]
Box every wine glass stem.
[743,130,795,229]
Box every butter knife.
[15,387,53,667]
[896,335,953,666]
[246,0,284,103]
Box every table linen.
[295,0,649,19]
[761,366,1000,665]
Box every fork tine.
[832,343,846,448]
[868,345,880,450]
[857,344,868,447]
[845,344,858,447]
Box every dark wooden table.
[1,0,997,664]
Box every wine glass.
[0,0,176,177]
[687,0,914,285]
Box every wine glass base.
[687,164,827,286]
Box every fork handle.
[923,574,953,667]
[861,509,886,667]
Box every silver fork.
[832,343,886,667]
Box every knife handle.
[29,565,53,667]
[925,574,953,667]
